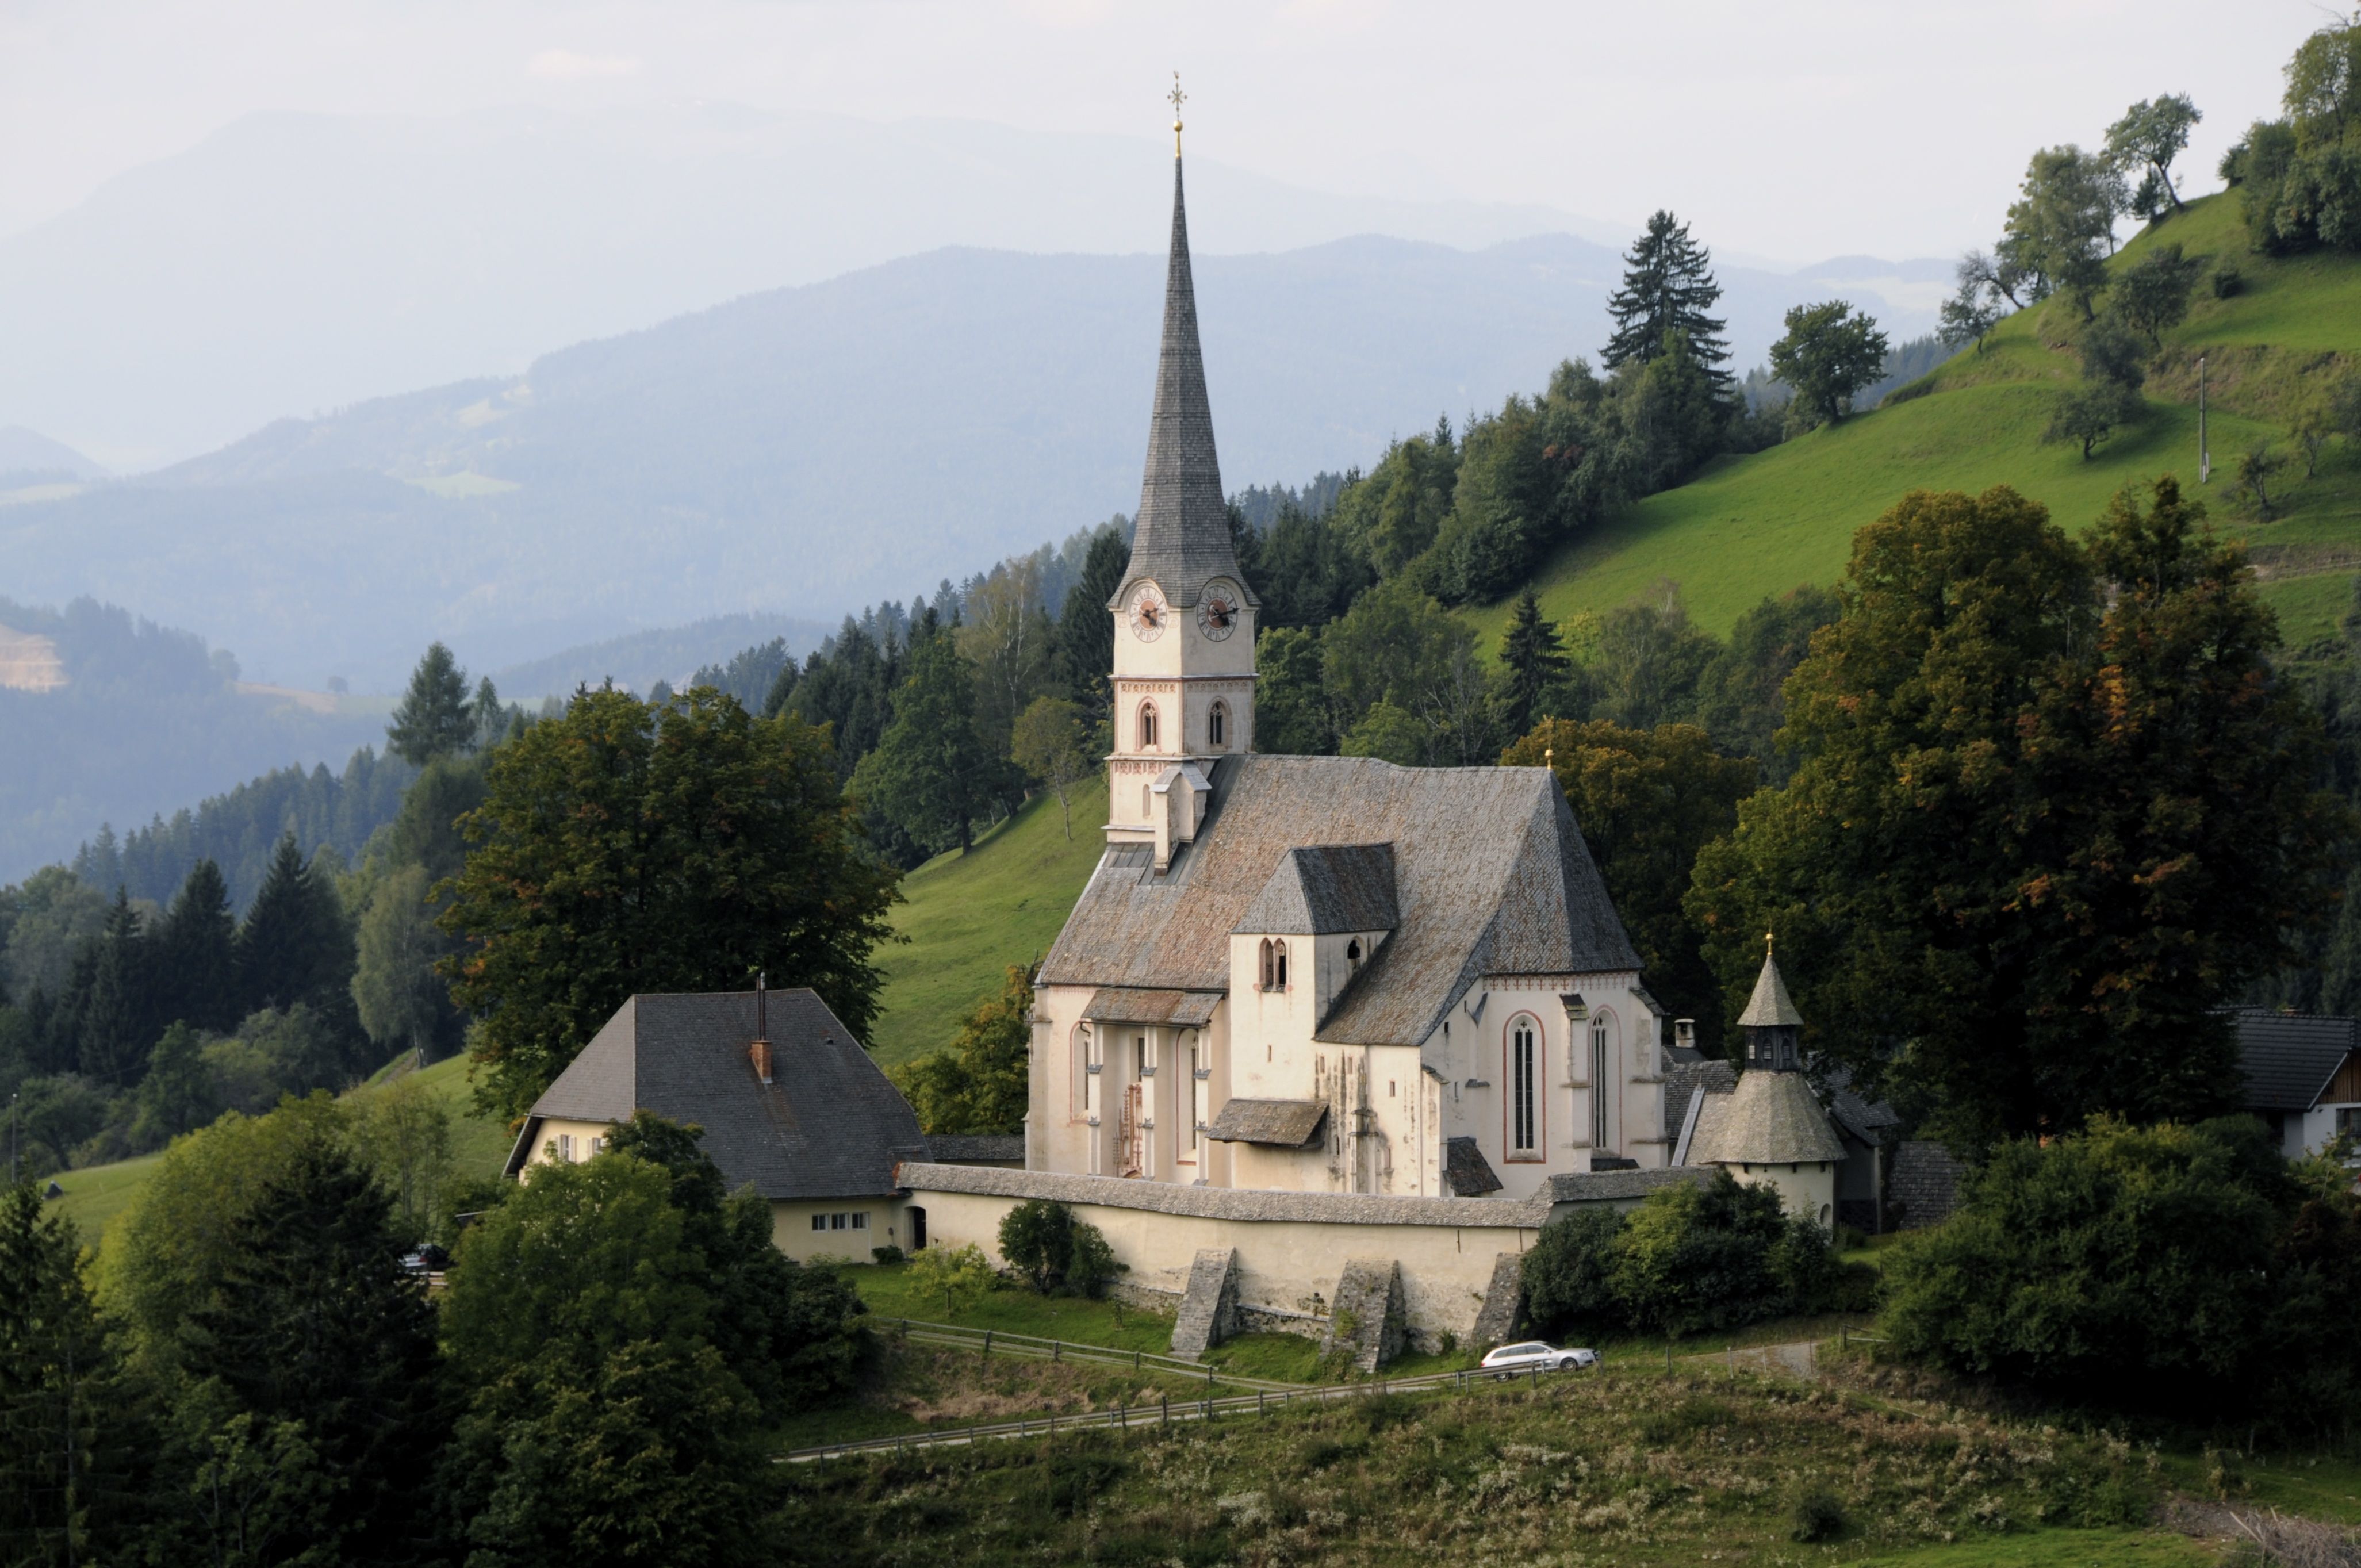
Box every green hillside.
[48,1051,511,1245]
[867,776,1109,1068]
[1477,192,2361,651]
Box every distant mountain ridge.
[2,231,1944,690]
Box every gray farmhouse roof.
[506,988,922,1200]
[2235,1008,2361,1111]
[1109,155,1256,613]
[1687,1068,1848,1167]
[1039,754,1642,1048]
[1233,843,1400,936]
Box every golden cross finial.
[1168,71,1186,155]
[1765,930,1776,957]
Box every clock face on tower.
[1126,582,1168,641]
[1197,581,1240,641]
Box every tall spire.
[1111,120,1254,611]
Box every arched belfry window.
[1208,701,1228,750]
[1273,940,1288,990]
[1346,938,1362,972]
[1138,701,1159,750]
[1509,1015,1540,1157]
[1258,939,1274,990]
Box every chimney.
[750,971,773,1084]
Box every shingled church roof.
[1109,155,1255,612]
[1040,754,1640,1047]
[505,989,922,1199]
[1233,843,1400,936]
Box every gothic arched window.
[1273,939,1288,990]
[1258,938,1275,991]
[1509,1016,1540,1156]
[1346,938,1362,971]
[1590,1014,1611,1149]
[1138,701,1159,750]
[1208,700,1228,750]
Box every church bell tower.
[1106,77,1258,860]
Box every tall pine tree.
[1602,210,1734,394]
[1497,588,1573,736]
[236,835,352,1018]
[1054,524,1130,711]
[153,858,239,1034]
[76,890,148,1087]
[385,642,476,766]
[180,1138,447,1563]
[0,1184,150,1561]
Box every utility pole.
[2198,355,2210,484]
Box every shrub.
[1879,1116,2361,1428]
[2213,265,2244,298]
[1522,1171,1838,1341]
[870,1244,905,1265]
[995,1198,1118,1297]
[1790,1486,1846,1542]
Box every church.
[1022,131,1678,1202]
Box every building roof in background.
[1688,1069,1847,1167]
[922,1134,1026,1164]
[2234,1009,2361,1111]
[510,988,921,1199]
[1233,843,1399,936]
[1042,755,1640,1047]
[1110,155,1255,612]
[1818,1064,1904,1145]
[1664,1056,1738,1153]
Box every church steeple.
[1109,137,1255,614]
[1103,80,1258,850]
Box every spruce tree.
[1055,524,1130,709]
[385,642,476,765]
[859,622,1007,856]
[0,1184,150,1559]
[182,1138,446,1563]
[76,889,147,1087]
[1602,211,1734,393]
[236,835,354,1020]
[154,858,239,1033]
[1497,588,1572,737]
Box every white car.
[1480,1340,1597,1376]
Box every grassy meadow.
[46,1050,512,1247]
[1472,191,2361,655]
[867,776,1109,1069]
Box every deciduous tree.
[1688,481,2347,1149]
[2105,94,2203,218]
[892,965,1033,1136]
[439,686,899,1120]
[1768,301,1890,427]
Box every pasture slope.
[1475,191,2361,652]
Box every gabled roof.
[1040,756,1641,1046]
[2234,1009,2361,1111]
[1232,844,1398,936]
[1818,1064,1904,1145]
[509,989,922,1199]
[1736,952,1804,1028]
[1110,155,1254,612]
[1687,1069,1847,1167]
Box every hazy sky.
[0,0,2329,262]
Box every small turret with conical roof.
[1737,933,1804,1072]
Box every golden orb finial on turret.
[1168,71,1186,156]
[1765,929,1776,957]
